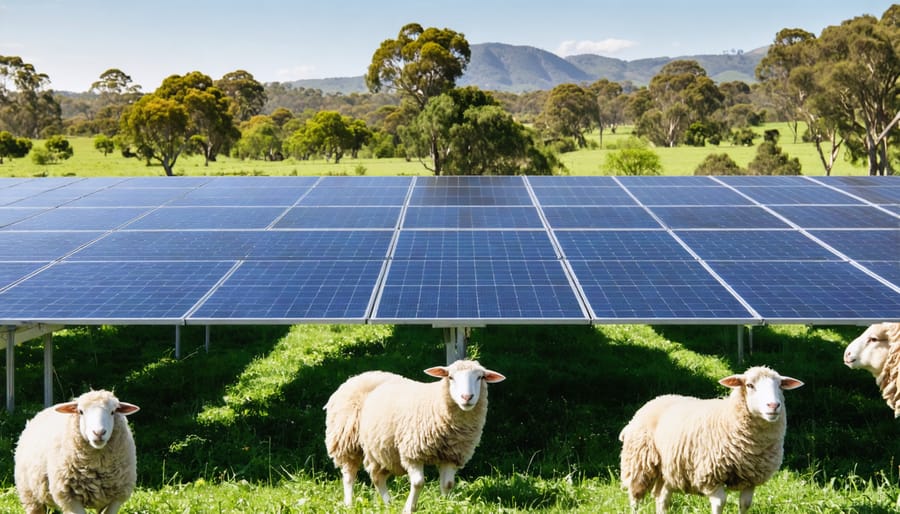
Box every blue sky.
[0,0,892,92]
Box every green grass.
[0,122,869,179]
[0,323,898,512]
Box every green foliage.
[603,137,662,175]
[693,153,744,175]
[0,130,31,164]
[747,141,802,175]
[44,134,73,161]
[538,83,598,148]
[731,127,757,146]
[29,146,52,165]
[93,134,115,156]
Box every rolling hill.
[287,42,766,94]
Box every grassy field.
[0,122,869,179]
[0,127,892,512]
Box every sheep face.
[844,323,900,377]
[424,360,505,412]
[55,390,140,449]
[719,367,803,423]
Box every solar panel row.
[0,175,897,326]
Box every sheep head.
[425,360,505,411]
[719,366,803,423]
[54,390,139,449]
[844,323,900,377]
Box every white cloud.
[556,38,637,57]
[275,65,318,81]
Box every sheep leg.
[371,469,391,505]
[57,501,88,514]
[653,483,672,514]
[340,462,359,505]
[707,485,727,514]
[100,502,123,514]
[738,487,754,514]
[402,462,426,513]
[438,463,457,495]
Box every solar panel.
[0,261,234,323]
[392,230,557,260]
[275,206,401,229]
[770,205,900,229]
[628,186,752,206]
[189,260,383,322]
[675,230,840,261]
[402,206,542,229]
[0,175,896,327]
[650,206,789,229]
[542,206,661,229]
[569,260,755,322]
[374,259,585,322]
[555,230,691,260]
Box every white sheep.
[324,359,505,513]
[14,389,140,514]
[843,322,900,417]
[619,366,803,514]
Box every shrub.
[94,134,116,156]
[602,137,662,176]
[30,147,52,165]
[694,153,745,175]
[730,127,756,146]
[747,141,802,175]
[45,135,74,161]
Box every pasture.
[0,128,893,512]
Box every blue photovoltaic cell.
[0,261,233,322]
[859,262,900,288]
[528,176,617,187]
[127,206,286,230]
[190,260,383,321]
[416,176,522,186]
[409,186,532,206]
[67,188,191,207]
[402,206,542,229]
[0,262,47,289]
[247,231,393,260]
[168,187,310,206]
[839,186,900,204]
[8,207,150,230]
[71,231,259,260]
[650,206,789,229]
[817,176,897,187]
[0,231,103,260]
[708,261,900,320]
[716,176,816,187]
[375,259,584,320]
[275,206,401,229]
[298,186,409,206]
[543,206,660,229]
[771,205,900,229]
[568,260,754,320]
[618,176,715,186]
[199,176,319,188]
[735,186,862,205]
[628,186,752,206]
[555,231,691,260]
[676,230,839,261]
[393,230,557,260]
[119,177,212,188]
[809,230,900,261]
[0,208,47,228]
[6,187,111,207]
[317,176,412,187]
[532,187,636,206]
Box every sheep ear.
[424,366,450,378]
[780,377,804,390]
[483,370,506,383]
[116,402,140,415]
[54,401,79,414]
[718,375,745,388]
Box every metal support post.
[175,325,181,360]
[443,327,467,364]
[43,333,53,407]
[737,325,745,365]
[6,327,15,413]
[205,325,211,353]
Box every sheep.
[14,389,140,514]
[843,322,900,417]
[324,359,505,513]
[619,366,803,514]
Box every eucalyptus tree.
[755,28,818,143]
[0,55,61,137]
[89,68,142,135]
[537,83,598,148]
[216,70,267,122]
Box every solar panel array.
[0,175,897,326]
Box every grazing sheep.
[324,360,505,513]
[14,390,140,514]
[619,366,803,514]
[843,322,900,417]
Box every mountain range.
[287,42,767,94]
